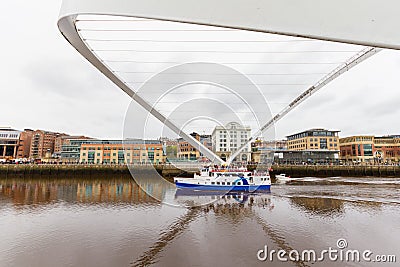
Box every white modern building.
[211,122,251,162]
[0,127,21,160]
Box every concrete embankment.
[0,164,399,179]
[268,165,400,178]
[0,164,196,179]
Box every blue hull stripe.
[175,182,270,192]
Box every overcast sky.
[1,0,400,140]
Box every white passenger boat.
[174,166,271,192]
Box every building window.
[320,138,327,149]
[363,144,373,156]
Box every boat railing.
[210,168,248,173]
[253,171,268,176]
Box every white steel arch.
[59,0,400,50]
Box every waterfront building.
[54,134,71,155]
[340,135,400,163]
[374,136,400,163]
[211,122,251,162]
[55,135,91,159]
[176,133,213,161]
[163,139,178,159]
[29,130,62,159]
[199,134,213,161]
[251,139,287,152]
[60,138,96,163]
[16,129,33,159]
[0,127,21,160]
[79,140,164,164]
[251,139,287,164]
[177,133,201,161]
[287,129,340,151]
[273,150,340,165]
[251,149,275,165]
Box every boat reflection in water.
[174,188,273,210]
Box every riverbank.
[0,164,197,179]
[0,164,399,179]
[269,164,400,178]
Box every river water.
[0,176,399,267]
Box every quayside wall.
[267,165,399,178]
[0,164,398,179]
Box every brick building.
[29,130,61,159]
[177,132,201,161]
[54,135,91,158]
[340,135,400,163]
[16,129,34,159]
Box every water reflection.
[0,177,161,207]
[0,177,399,267]
[133,191,275,267]
[290,197,344,216]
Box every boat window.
[211,182,215,185]
[221,182,225,185]
[217,182,220,185]
[237,182,241,185]
[227,182,230,185]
